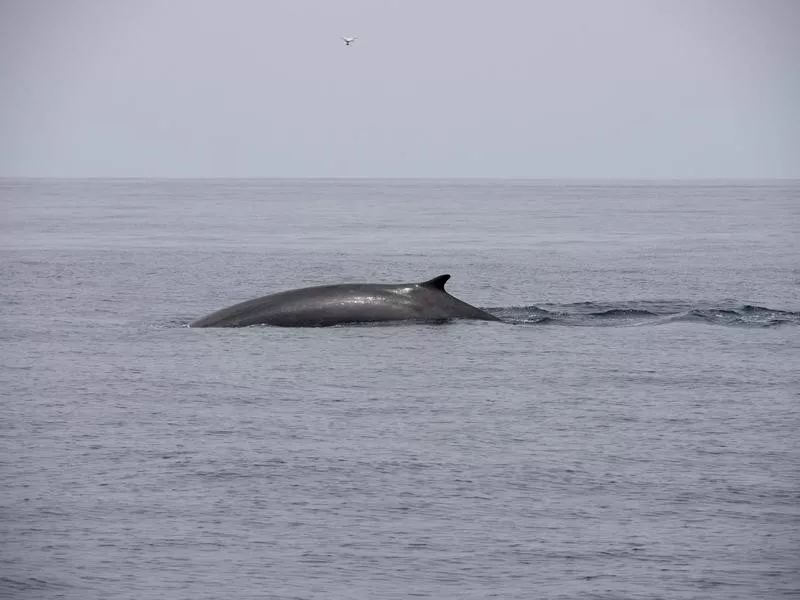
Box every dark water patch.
[500,302,800,328]
[590,308,659,318]
[670,305,800,328]
[492,306,554,325]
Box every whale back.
[190,274,498,327]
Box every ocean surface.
[1,179,798,600]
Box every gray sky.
[1,0,798,178]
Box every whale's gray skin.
[190,274,500,328]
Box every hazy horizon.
[2,0,798,179]
[3,176,800,182]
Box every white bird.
[341,36,357,46]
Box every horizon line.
[2,176,799,183]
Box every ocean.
[1,179,798,599]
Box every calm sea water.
[1,179,799,600]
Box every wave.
[491,301,800,328]
[0,576,73,593]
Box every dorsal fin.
[420,274,450,290]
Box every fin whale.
[190,274,500,328]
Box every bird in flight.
[341,36,357,46]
